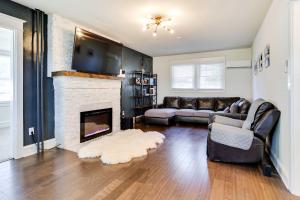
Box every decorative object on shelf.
[149,88,156,95]
[142,15,174,37]
[149,78,154,85]
[264,44,270,68]
[135,77,141,85]
[117,69,126,78]
[143,78,149,85]
[142,88,147,96]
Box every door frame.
[289,0,300,196]
[0,12,25,159]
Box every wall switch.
[29,127,35,136]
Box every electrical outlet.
[29,127,35,136]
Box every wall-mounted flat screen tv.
[72,27,122,75]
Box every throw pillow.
[223,106,230,113]
[230,103,239,113]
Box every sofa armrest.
[208,112,247,124]
[213,116,244,128]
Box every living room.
[0,0,300,199]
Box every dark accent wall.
[121,47,153,118]
[0,0,55,145]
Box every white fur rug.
[78,129,165,164]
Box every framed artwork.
[253,58,258,75]
[259,53,263,72]
[264,44,270,68]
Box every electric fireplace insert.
[80,108,112,143]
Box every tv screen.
[72,28,122,75]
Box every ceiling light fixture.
[142,15,174,37]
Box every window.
[198,63,225,90]
[0,27,13,102]
[171,64,195,89]
[171,58,225,90]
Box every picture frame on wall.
[259,53,263,72]
[264,44,270,68]
[253,58,258,74]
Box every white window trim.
[0,12,25,159]
[169,57,226,92]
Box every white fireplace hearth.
[53,75,121,152]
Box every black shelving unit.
[132,71,157,117]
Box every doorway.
[0,27,13,162]
[0,12,24,161]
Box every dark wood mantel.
[52,71,123,80]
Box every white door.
[0,27,13,162]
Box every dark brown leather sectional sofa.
[144,96,251,125]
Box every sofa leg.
[260,151,273,177]
[261,161,272,177]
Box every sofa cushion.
[145,108,177,118]
[215,97,240,111]
[197,98,215,110]
[230,103,239,113]
[163,97,180,109]
[180,97,197,109]
[210,123,254,150]
[176,109,197,117]
[239,99,251,114]
[194,110,214,118]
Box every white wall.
[252,0,290,188]
[153,48,252,103]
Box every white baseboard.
[19,138,57,159]
[270,151,290,190]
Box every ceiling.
[13,0,272,57]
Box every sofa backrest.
[197,98,215,110]
[214,97,240,111]
[180,97,197,109]
[253,108,281,143]
[163,96,245,112]
[163,96,180,108]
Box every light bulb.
[169,29,174,34]
[152,32,157,37]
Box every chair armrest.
[213,116,244,128]
[208,112,247,124]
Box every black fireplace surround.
[80,108,112,143]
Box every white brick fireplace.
[53,76,121,152]
[48,14,122,152]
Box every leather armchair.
[207,101,280,176]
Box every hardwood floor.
[0,124,298,200]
